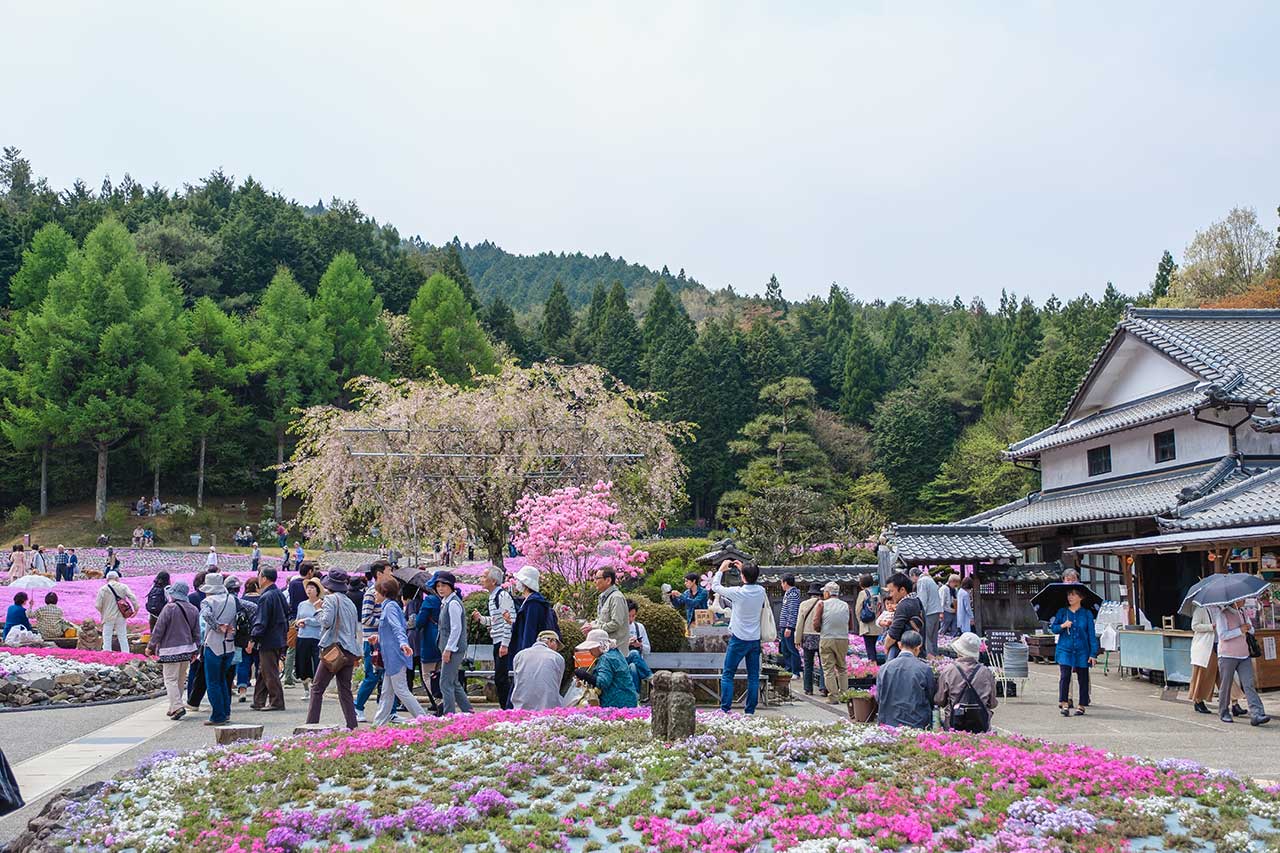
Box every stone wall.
[0,660,163,708]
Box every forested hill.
[455,240,705,312]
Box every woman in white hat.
[509,566,556,660]
[934,632,997,732]
[573,628,638,708]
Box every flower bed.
[0,646,161,708]
[26,709,1280,852]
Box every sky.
[3,2,1278,304]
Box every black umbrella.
[392,565,435,595]
[1178,572,1270,617]
[1030,582,1103,622]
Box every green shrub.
[646,558,694,591]
[5,504,33,534]
[636,602,688,653]
[463,590,490,644]
[191,508,217,532]
[638,538,713,571]
[103,504,128,533]
[634,585,663,604]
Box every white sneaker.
[389,715,403,724]
[355,710,367,723]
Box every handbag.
[287,623,299,650]
[1247,631,1263,659]
[108,582,136,620]
[320,598,354,674]
[759,597,777,644]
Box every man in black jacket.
[884,572,925,662]
[248,567,288,710]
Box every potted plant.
[838,687,877,722]
[846,657,879,688]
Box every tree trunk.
[196,434,207,509]
[39,444,48,517]
[275,432,284,521]
[94,444,109,523]
[153,464,160,502]
[483,526,506,570]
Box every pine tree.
[838,313,882,424]
[640,280,694,386]
[183,298,249,507]
[480,296,534,364]
[313,251,389,386]
[764,274,786,315]
[407,273,497,385]
[7,219,189,521]
[824,284,854,394]
[595,282,642,385]
[9,222,75,311]
[248,267,337,519]
[571,283,608,362]
[540,280,574,359]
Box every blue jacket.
[671,587,709,624]
[1050,607,1100,668]
[591,648,640,708]
[415,594,442,664]
[378,600,414,677]
[511,592,555,657]
[3,604,32,635]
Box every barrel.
[1002,641,1030,677]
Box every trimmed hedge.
[638,538,714,570]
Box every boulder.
[293,723,340,735]
[54,673,84,687]
[649,671,671,739]
[214,724,264,745]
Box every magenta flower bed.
[0,646,146,665]
[46,708,1280,852]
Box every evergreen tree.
[982,296,1042,412]
[419,241,477,308]
[696,319,752,516]
[540,280,574,358]
[838,312,882,424]
[824,284,854,394]
[743,315,795,388]
[407,273,497,385]
[248,267,337,519]
[183,297,249,507]
[7,219,189,521]
[312,251,389,387]
[480,296,535,364]
[764,274,786,315]
[640,280,695,386]
[729,377,831,494]
[919,412,1036,521]
[595,281,642,385]
[871,379,960,518]
[8,222,74,311]
[571,282,608,362]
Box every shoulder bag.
[320,598,354,673]
[109,583,136,620]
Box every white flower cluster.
[103,752,217,850]
[1221,829,1260,853]
[785,839,876,853]
[0,652,114,680]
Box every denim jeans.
[626,650,652,695]
[779,631,803,675]
[719,636,761,714]
[355,639,385,711]
[236,648,258,688]
[204,648,235,723]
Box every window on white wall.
[1087,445,1112,476]
[1154,429,1176,463]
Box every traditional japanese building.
[964,307,1280,607]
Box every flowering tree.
[510,480,647,617]
[281,362,689,566]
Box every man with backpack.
[933,631,997,732]
[247,568,288,711]
[472,566,517,709]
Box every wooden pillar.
[1122,555,1137,626]
[972,564,984,635]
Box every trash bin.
[190,534,202,546]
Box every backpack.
[233,600,252,648]
[146,585,167,617]
[948,663,991,733]
[859,593,876,624]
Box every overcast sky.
[4,2,1278,304]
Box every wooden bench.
[646,652,766,707]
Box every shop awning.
[1068,523,1280,556]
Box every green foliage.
[634,602,688,653]
[9,222,74,311]
[4,503,32,533]
[540,281,574,358]
[556,619,586,690]
[312,251,389,385]
[102,503,128,532]
[644,558,696,593]
[407,273,497,384]
[719,484,829,565]
[463,590,491,644]
[248,267,336,438]
[639,538,714,569]
[871,380,961,518]
[480,296,538,365]
[595,282,642,385]
[838,312,881,424]
[920,412,1037,521]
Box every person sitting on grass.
[32,592,71,641]
[625,600,653,695]
[573,628,639,708]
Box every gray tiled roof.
[757,566,876,585]
[1160,466,1280,531]
[962,459,1252,533]
[1006,308,1280,460]
[1005,384,1204,459]
[887,524,1020,564]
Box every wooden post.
[972,564,984,635]
[1122,555,1137,625]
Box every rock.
[26,677,55,693]
[54,673,84,687]
[214,724,264,745]
[668,692,697,739]
[293,723,340,735]
[650,671,671,739]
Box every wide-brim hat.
[167,581,190,600]
[432,571,458,591]
[952,632,982,660]
[514,565,540,593]
[576,628,612,652]
[806,582,823,596]
[200,579,228,595]
[322,570,350,593]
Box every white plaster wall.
[1040,412,1230,490]
[1238,425,1280,456]
[1070,335,1199,418]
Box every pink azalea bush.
[509,480,647,615]
[0,645,146,665]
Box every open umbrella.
[1030,582,1103,622]
[8,575,56,590]
[1178,572,1270,617]
[391,565,434,596]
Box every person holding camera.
[710,558,767,715]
